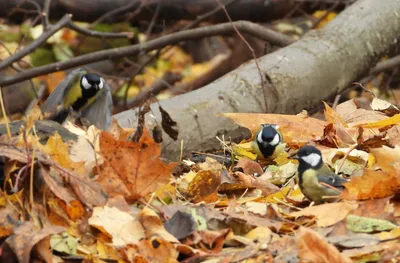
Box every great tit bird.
[292,145,348,204]
[42,68,113,130]
[251,124,286,159]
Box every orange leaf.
[341,169,400,200]
[297,227,352,263]
[323,101,348,128]
[65,200,85,221]
[290,202,358,227]
[98,129,176,202]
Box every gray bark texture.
[114,0,400,160]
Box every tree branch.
[0,21,294,87]
[0,14,71,70]
[66,22,135,39]
[370,55,400,75]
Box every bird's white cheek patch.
[99,78,104,89]
[301,153,321,167]
[81,77,91,89]
[257,130,263,144]
[270,134,280,146]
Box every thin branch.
[0,21,294,87]
[183,0,237,30]
[67,21,135,39]
[145,1,161,37]
[92,0,140,26]
[215,0,268,112]
[0,14,71,70]
[370,55,400,75]
[43,0,52,30]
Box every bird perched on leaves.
[42,68,113,130]
[251,124,286,159]
[291,145,348,204]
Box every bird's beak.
[289,153,299,160]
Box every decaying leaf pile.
[1,96,400,262]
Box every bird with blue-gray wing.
[291,145,349,204]
[42,68,113,130]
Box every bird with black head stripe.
[251,124,286,160]
[42,68,113,130]
[291,145,348,204]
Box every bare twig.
[0,21,293,87]
[67,21,135,39]
[370,54,400,75]
[92,0,140,26]
[0,14,71,70]
[146,2,161,37]
[43,0,52,30]
[215,0,268,111]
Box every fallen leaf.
[64,200,85,221]
[50,232,78,255]
[359,114,400,128]
[164,210,196,240]
[98,129,176,201]
[40,167,75,204]
[328,233,380,248]
[185,229,230,253]
[341,169,400,200]
[5,222,64,263]
[232,171,280,196]
[346,215,398,233]
[138,207,179,243]
[137,238,179,263]
[234,158,263,176]
[297,227,352,263]
[323,101,348,127]
[88,206,145,247]
[182,170,221,203]
[290,202,358,227]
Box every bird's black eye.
[329,177,335,183]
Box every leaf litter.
[1,97,400,262]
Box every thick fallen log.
[114,0,400,160]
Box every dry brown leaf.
[184,229,230,253]
[387,125,400,146]
[98,129,176,201]
[323,101,348,127]
[290,202,358,227]
[183,170,221,203]
[138,207,179,243]
[88,206,145,247]
[343,146,400,200]
[137,238,179,263]
[234,158,263,175]
[40,167,75,204]
[223,113,327,146]
[4,222,64,263]
[297,227,352,263]
[38,132,85,174]
[341,169,400,201]
[233,171,280,196]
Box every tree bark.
[1,0,296,24]
[114,0,400,160]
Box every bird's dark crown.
[260,125,278,142]
[82,73,101,85]
[295,145,323,171]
